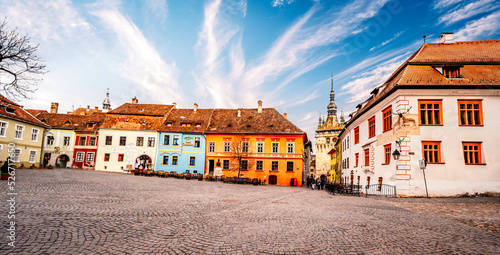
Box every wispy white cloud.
[143,0,169,23]
[437,0,497,26]
[433,0,462,10]
[272,0,295,7]
[454,11,500,41]
[91,2,181,105]
[369,31,405,51]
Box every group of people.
[306,176,326,190]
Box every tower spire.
[103,88,111,111]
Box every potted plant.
[30,164,37,169]
[47,164,54,169]
[19,163,25,169]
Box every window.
[76,152,84,162]
[118,154,124,162]
[164,135,170,145]
[463,142,482,164]
[173,135,179,145]
[162,155,169,165]
[368,116,375,138]
[458,100,483,126]
[272,142,279,153]
[208,142,215,152]
[12,149,20,162]
[354,127,359,144]
[148,137,155,147]
[194,138,200,148]
[0,121,7,137]
[384,144,391,165]
[367,176,371,186]
[242,141,249,153]
[257,142,264,153]
[256,160,263,171]
[223,159,230,169]
[88,137,96,146]
[105,136,112,145]
[86,152,95,162]
[326,138,330,144]
[79,137,86,146]
[355,153,359,167]
[136,137,144,146]
[347,157,349,168]
[286,161,294,172]
[172,156,178,165]
[104,153,110,162]
[382,106,392,132]
[364,149,370,166]
[241,160,248,170]
[378,177,383,191]
[271,161,278,171]
[47,136,54,146]
[29,150,36,163]
[31,129,39,142]
[189,156,196,166]
[443,66,460,78]
[119,136,126,146]
[63,137,70,146]
[15,125,24,139]
[287,143,295,154]
[223,141,231,152]
[419,100,442,125]
[347,136,349,149]
[422,141,441,163]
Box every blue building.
[155,106,214,175]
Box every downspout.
[39,128,51,167]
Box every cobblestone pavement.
[1,169,499,254]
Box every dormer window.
[181,123,192,127]
[195,123,201,127]
[443,66,460,78]
[142,121,146,125]
[166,123,172,127]
[6,107,15,113]
[64,120,72,124]
[88,123,94,128]
[126,118,129,123]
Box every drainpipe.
[39,128,52,167]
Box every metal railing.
[365,184,397,197]
[326,184,361,197]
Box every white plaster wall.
[95,129,159,172]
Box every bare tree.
[0,18,46,100]
[230,136,251,178]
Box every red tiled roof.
[0,94,49,128]
[100,114,165,131]
[109,103,174,116]
[34,112,107,131]
[206,108,304,134]
[159,108,214,133]
[25,109,47,117]
[410,40,500,63]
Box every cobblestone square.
[1,169,499,254]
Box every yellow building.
[205,102,307,186]
[0,94,49,167]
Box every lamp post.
[392,137,405,161]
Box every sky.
[1,0,499,146]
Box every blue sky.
[1,0,499,145]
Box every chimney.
[172,102,177,108]
[132,97,138,104]
[438,32,454,44]
[95,106,98,110]
[258,100,262,113]
[284,113,287,119]
[50,102,59,114]
[194,103,198,112]
[237,109,242,117]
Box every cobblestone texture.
[1,169,499,254]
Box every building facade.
[205,102,307,186]
[339,35,500,196]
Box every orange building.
[204,101,307,186]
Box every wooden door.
[269,175,277,185]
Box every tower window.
[443,67,460,78]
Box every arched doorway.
[56,155,69,168]
[269,175,278,185]
[135,154,152,173]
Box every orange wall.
[205,133,304,186]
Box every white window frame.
[76,152,84,162]
[272,142,279,153]
[105,136,112,145]
[223,141,231,152]
[119,136,126,146]
[0,121,8,137]
[63,136,70,146]
[287,142,295,154]
[31,128,40,142]
[148,137,155,147]
[86,152,95,162]
[15,125,25,140]
[194,137,201,148]
[208,142,215,152]
[173,135,180,146]
[242,141,249,153]
[257,142,264,153]
[12,148,21,162]
[29,150,37,163]
[88,137,96,146]
[47,135,55,146]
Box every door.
[269,175,277,185]
[57,155,69,168]
[208,159,214,175]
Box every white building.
[339,34,500,196]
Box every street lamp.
[392,137,405,161]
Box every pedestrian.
[306,177,310,188]
[311,181,315,190]
[43,157,48,168]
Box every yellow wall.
[0,117,46,167]
[205,133,304,186]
